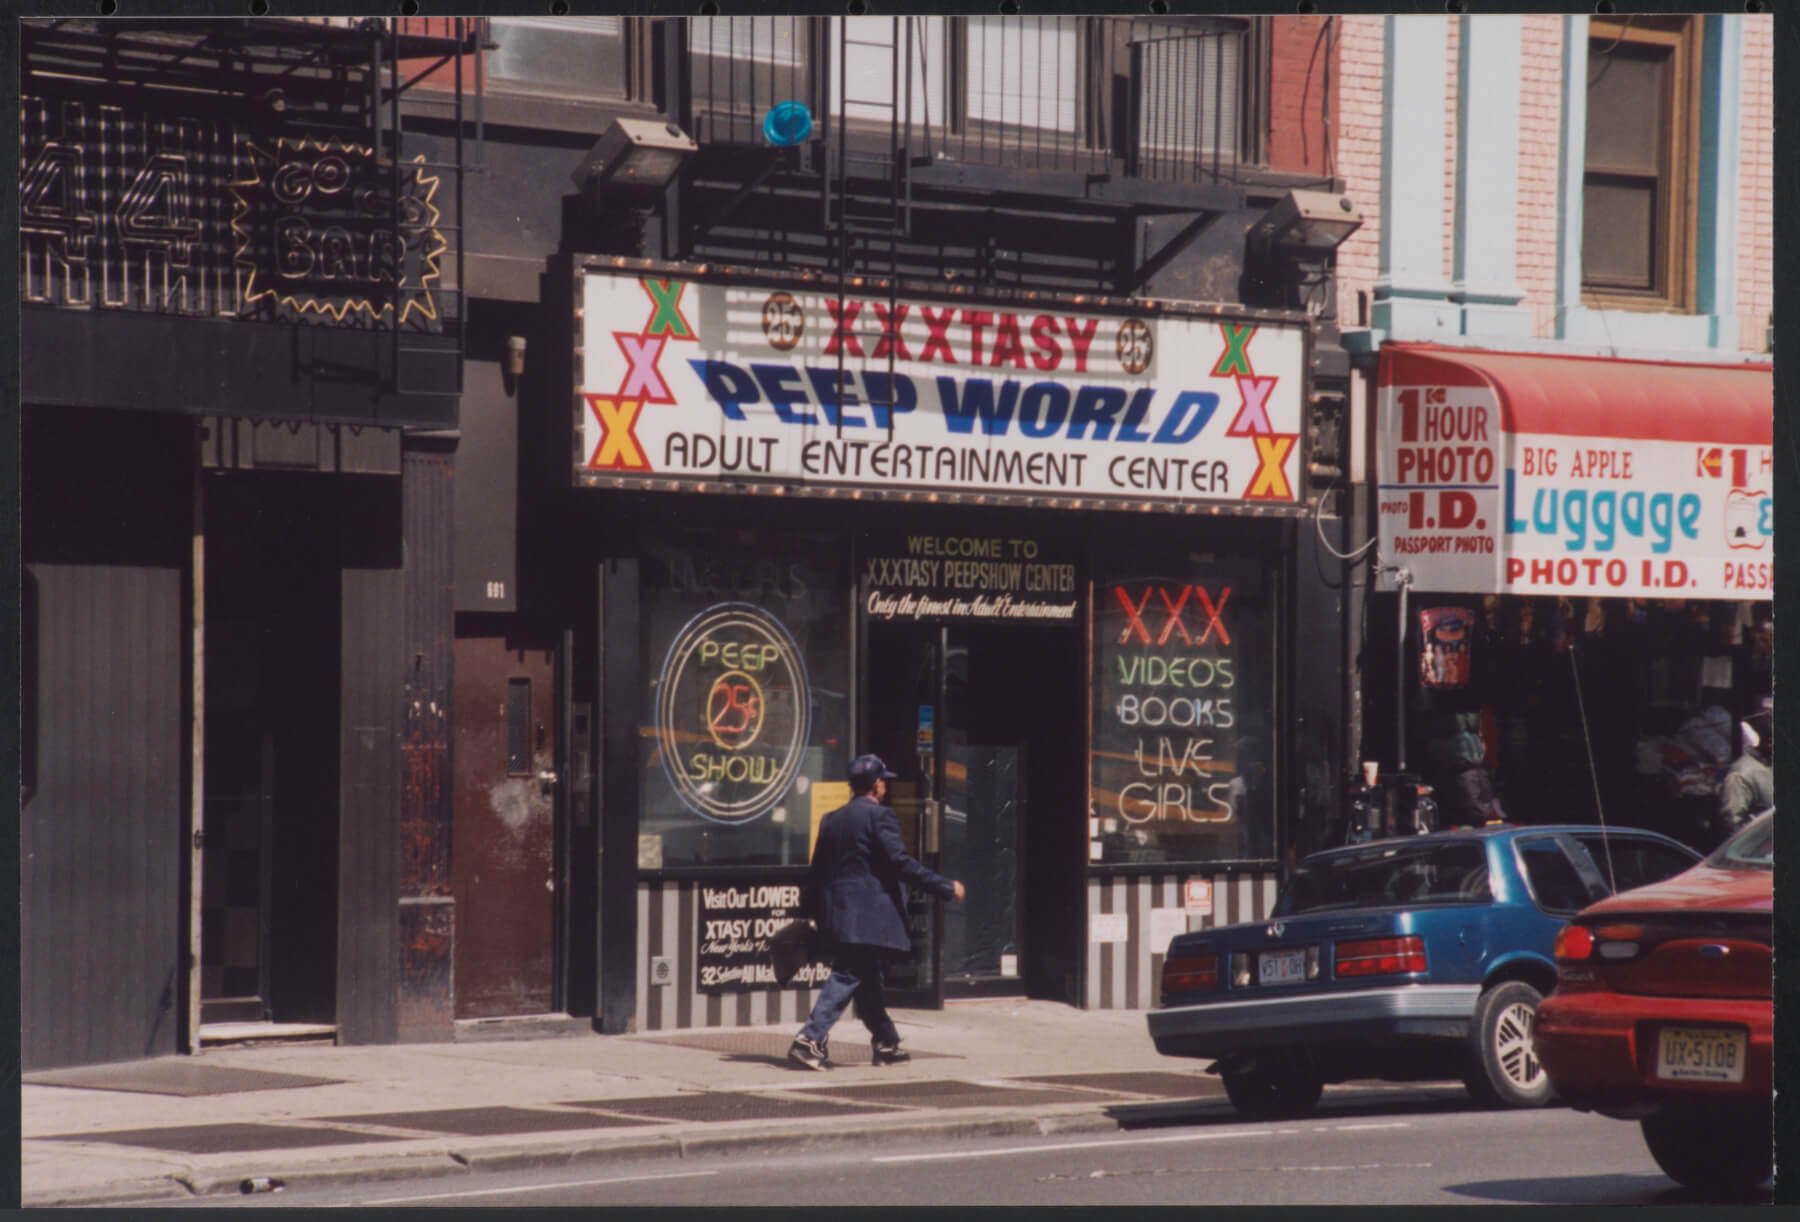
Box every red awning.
[1381,343,1772,446]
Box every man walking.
[789,753,964,1070]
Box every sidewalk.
[21,1000,1228,1207]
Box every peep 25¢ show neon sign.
[655,603,812,825]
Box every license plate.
[1259,949,1305,985]
[1656,1026,1746,1084]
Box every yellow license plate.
[1655,1026,1746,1083]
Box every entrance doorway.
[452,634,559,1018]
[200,473,341,1028]
[865,622,1081,1004]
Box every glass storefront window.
[639,527,850,870]
[1090,548,1277,865]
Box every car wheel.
[1220,1051,1324,1120]
[1463,981,1552,1108]
[1640,1108,1772,1196]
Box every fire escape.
[664,16,1251,297]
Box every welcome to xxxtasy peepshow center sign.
[573,267,1307,509]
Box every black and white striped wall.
[635,879,824,1034]
[1085,870,1280,1011]
[633,869,1281,1032]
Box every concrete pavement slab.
[22,1000,1214,1207]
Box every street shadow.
[1444,1173,1772,1206]
[719,1052,804,1070]
[1107,1083,1478,1130]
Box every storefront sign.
[1095,578,1238,831]
[1377,349,1773,599]
[22,95,443,325]
[696,883,830,992]
[233,137,445,326]
[574,268,1307,510]
[655,602,812,824]
[1089,558,1276,865]
[863,530,1079,624]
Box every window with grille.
[691,16,813,142]
[964,16,1079,135]
[1132,20,1244,163]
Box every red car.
[1534,810,1773,1196]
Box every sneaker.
[788,1035,829,1071]
[871,1039,911,1066]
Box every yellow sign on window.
[808,781,851,859]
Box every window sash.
[486,17,627,99]
[1579,17,1697,305]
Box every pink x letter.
[1226,376,1278,436]
[616,333,672,403]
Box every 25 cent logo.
[762,292,804,351]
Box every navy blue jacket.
[804,794,956,953]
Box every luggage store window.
[1090,547,1278,865]
[638,527,851,870]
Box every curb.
[28,1104,1132,1206]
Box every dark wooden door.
[453,637,557,1018]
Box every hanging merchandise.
[1419,606,1474,688]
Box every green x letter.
[643,279,696,339]
[1212,323,1256,377]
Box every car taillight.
[1553,924,1593,961]
[1334,935,1426,978]
[1593,923,1644,960]
[1162,953,1219,994]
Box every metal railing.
[678,16,1254,186]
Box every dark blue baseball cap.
[848,753,898,785]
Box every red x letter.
[1193,586,1232,646]
[1114,586,1153,644]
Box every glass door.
[862,621,1036,1002]
[864,622,945,1008]
[940,625,1025,993]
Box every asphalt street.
[111,1083,1771,1209]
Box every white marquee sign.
[574,266,1307,511]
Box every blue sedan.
[1146,823,1700,1118]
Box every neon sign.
[655,603,811,824]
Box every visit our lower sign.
[574,265,1307,510]
[864,530,1079,624]
[696,883,830,992]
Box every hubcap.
[1493,1001,1543,1089]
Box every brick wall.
[1735,14,1773,354]
[1334,15,1384,327]
[1443,17,1459,289]
[1517,15,1565,338]
[1267,15,1336,178]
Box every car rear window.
[1279,841,1490,914]
[1571,833,1699,893]
[1706,809,1775,869]
[1515,836,1609,912]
